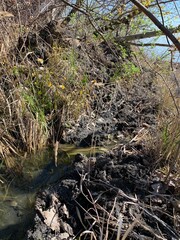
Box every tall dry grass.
[0,5,90,169]
[132,48,180,189]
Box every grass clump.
[157,109,180,189]
[147,59,180,190]
[0,31,91,169]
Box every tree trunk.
[129,0,180,51]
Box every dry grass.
[0,70,49,167]
[74,170,179,240]
[0,9,90,168]
[132,49,180,191]
[154,64,180,187]
[0,13,49,166]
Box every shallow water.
[0,144,110,239]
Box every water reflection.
[0,144,110,239]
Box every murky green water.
[0,144,109,239]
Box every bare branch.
[117,25,180,41]
[127,42,173,47]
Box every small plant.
[121,61,140,79]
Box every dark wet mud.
[27,148,180,239]
[27,75,180,239]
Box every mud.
[27,65,179,239]
[27,148,180,239]
[62,73,159,148]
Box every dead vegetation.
[0,0,179,185]
[0,1,179,238]
[28,142,180,239]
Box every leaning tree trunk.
[129,0,180,51]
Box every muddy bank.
[62,73,159,148]
[0,4,179,239]
[28,147,180,239]
[27,71,180,239]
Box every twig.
[89,179,138,202]
[122,214,141,240]
[54,140,59,167]
[116,213,123,240]
[105,197,117,240]
[127,42,173,48]
[138,220,166,240]
[140,206,180,239]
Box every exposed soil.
[62,72,159,148]
[28,148,180,239]
[1,17,179,239]
[27,50,180,239]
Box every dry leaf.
[60,204,69,218]
[0,11,14,19]
[43,208,60,231]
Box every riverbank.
[0,3,179,239]
[27,68,180,239]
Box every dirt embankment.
[27,67,180,239]
[0,15,179,239]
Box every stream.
[0,144,109,240]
